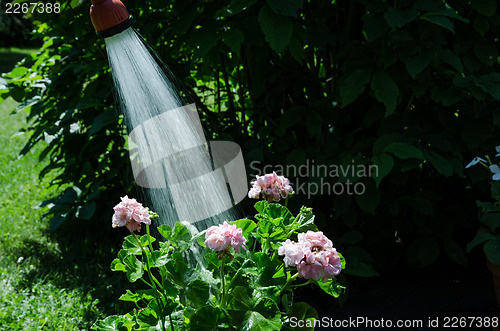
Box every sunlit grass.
[0,96,105,329]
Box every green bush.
[3,0,500,277]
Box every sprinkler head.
[89,0,132,38]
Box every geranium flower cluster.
[248,171,294,202]
[278,231,342,283]
[205,221,247,254]
[112,195,151,232]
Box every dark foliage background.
[3,0,500,280]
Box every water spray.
[89,0,132,38]
[89,0,247,242]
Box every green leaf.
[190,305,227,330]
[355,181,380,215]
[288,37,304,63]
[91,315,134,331]
[339,252,346,269]
[164,251,190,286]
[483,213,500,233]
[258,4,293,53]
[427,151,453,177]
[443,239,467,266]
[471,0,497,17]
[371,153,394,187]
[266,0,303,17]
[340,69,372,107]
[151,250,169,267]
[370,71,399,117]
[476,73,500,100]
[254,200,269,214]
[265,203,294,224]
[384,7,418,28]
[4,66,29,79]
[189,24,219,59]
[140,234,156,247]
[315,277,346,298]
[420,14,454,33]
[149,296,178,318]
[119,289,142,303]
[467,231,495,252]
[76,201,96,220]
[185,279,210,307]
[241,310,281,331]
[384,142,424,160]
[228,286,255,311]
[224,28,244,56]
[217,0,258,17]
[123,235,141,255]
[286,302,318,331]
[234,218,257,243]
[484,239,500,265]
[403,53,432,79]
[135,307,158,330]
[440,48,463,73]
[89,110,116,136]
[123,254,144,282]
[158,222,192,250]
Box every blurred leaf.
[340,69,372,107]
[266,0,303,17]
[76,201,96,220]
[384,7,418,28]
[223,28,244,56]
[371,153,393,187]
[420,14,454,32]
[403,52,431,78]
[384,142,424,160]
[370,71,399,116]
[471,0,497,17]
[258,5,293,52]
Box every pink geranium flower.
[112,196,151,232]
[278,231,342,283]
[248,171,293,202]
[205,221,247,254]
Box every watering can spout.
[90,0,132,38]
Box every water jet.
[88,1,247,234]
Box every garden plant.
[92,173,346,330]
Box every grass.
[0,49,131,330]
[0,98,100,330]
[0,47,39,74]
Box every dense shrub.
[3,0,500,276]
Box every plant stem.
[131,230,164,292]
[287,214,301,237]
[169,314,174,331]
[131,229,166,331]
[220,257,227,309]
[279,272,299,295]
[291,279,312,288]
